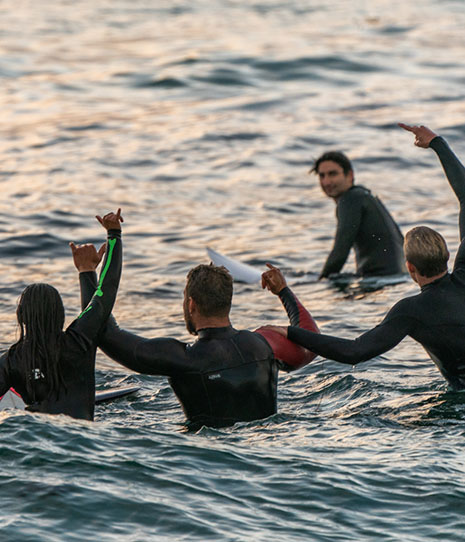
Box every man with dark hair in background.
[267,124,465,391]
[312,150,405,278]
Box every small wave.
[64,123,107,132]
[151,174,186,182]
[251,54,381,79]
[193,67,254,87]
[133,76,187,89]
[31,136,80,149]
[0,232,72,258]
[201,131,266,142]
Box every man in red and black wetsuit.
[72,251,319,430]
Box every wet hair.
[310,151,354,176]
[404,226,449,277]
[186,264,233,317]
[8,283,66,401]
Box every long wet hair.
[8,283,66,401]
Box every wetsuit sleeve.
[287,300,412,365]
[78,270,190,376]
[278,286,319,332]
[0,353,11,396]
[99,322,190,376]
[255,287,320,370]
[320,192,363,278]
[79,271,98,310]
[430,136,465,242]
[67,229,122,347]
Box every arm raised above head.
[78,261,189,377]
[399,123,465,240]
[68,209,123,345]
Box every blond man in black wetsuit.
[312,150,406,278]
[267,124,465,390]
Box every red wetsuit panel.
[255,286,319,371]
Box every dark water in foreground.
[1,1,465,540]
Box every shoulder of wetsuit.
[337,185,369,204]
[347,185,371,197]
[236,329,274,358]
[336,186,370,213]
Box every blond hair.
[404,226,449,277]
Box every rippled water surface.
[1,1,465,540]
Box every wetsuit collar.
[197,325,236,339]
[420,272,449,292]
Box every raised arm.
[75,254,189,377]
[255,264,320,370]
[399,123,465,240]
[67,209,123,345]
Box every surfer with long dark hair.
[0,209,123,420]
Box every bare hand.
[398,123,438,148]
[96,208,123,231]
[261,263,287,294]
[260,325,288,337]
[69,242,106,272]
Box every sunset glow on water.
[1,1,465,540]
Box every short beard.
[183,303,197,335]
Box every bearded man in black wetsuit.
[313,150,406,278]
[70,246,319,429]
[266,124,465,390]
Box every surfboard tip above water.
[206,247,262,283]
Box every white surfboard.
[0,386,140,411]
[0,389,26,410]
[206,247,262,283]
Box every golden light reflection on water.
[1,3,465,541]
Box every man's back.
[170,327,278,430]
[393,266,465,388]
[86,308,279,429]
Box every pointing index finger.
[398,122,417,133]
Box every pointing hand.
[398,123,438,148]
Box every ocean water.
[1,0,465,540]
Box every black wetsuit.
[0,229,122,420]
[291,136,465,390]
[79,275,315,429]
[320,185,405,278]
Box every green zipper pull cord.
[78,237,117,318]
